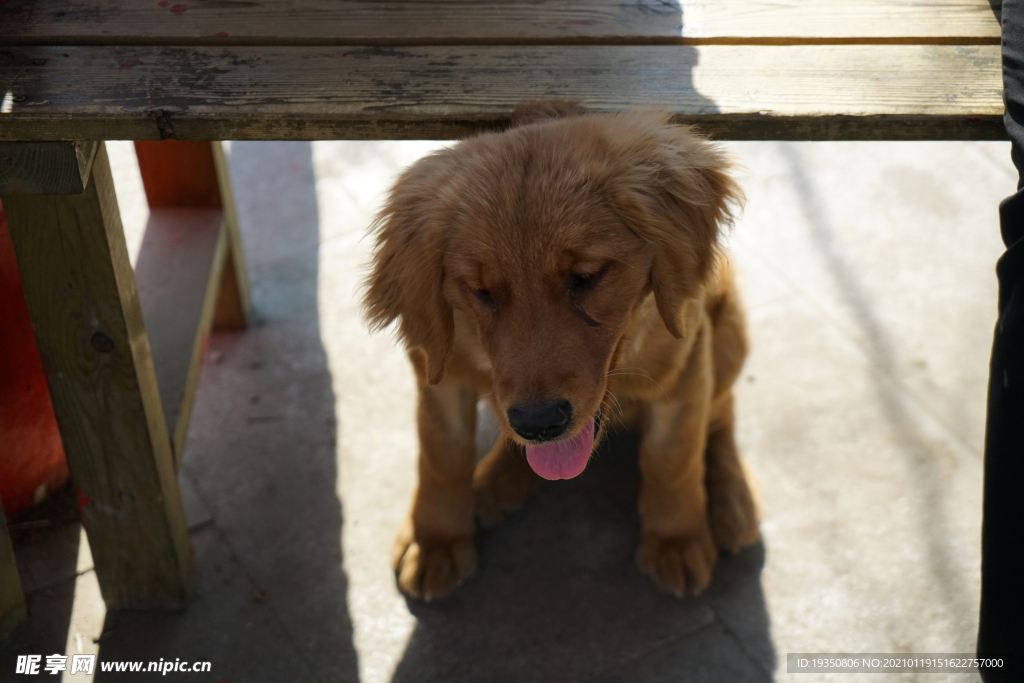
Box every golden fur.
[364,101,760,600]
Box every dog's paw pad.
[708,479,760,553]
[393,533,476,601]
[636,528,717,597]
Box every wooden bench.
[0,0,1006,631]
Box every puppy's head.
[364,105,741,479]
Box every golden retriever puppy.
[364,100,759,601]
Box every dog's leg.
[705,392,760,552]
[394,382,478,600]
[473,437,541,526]
[635,323,718,597]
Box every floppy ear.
[363,152,456,384]
[610,116,744,338]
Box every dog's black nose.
[507,400,573,441]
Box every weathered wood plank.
[0,141,99,195]
[0,45,1005,141]
[135,208,227,468]
[0,0,1001,46]
[0,501,27,644]
[2,143,195,610]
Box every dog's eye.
[474,289,497,310]
[571,273,598,291]
[569,264,610,294]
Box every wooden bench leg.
[132,141,251,464]
[0,497,27,643]
[211,143,252,330]
[2,142,194,610]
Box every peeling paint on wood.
[0,45,1005,142]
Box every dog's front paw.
[392,520,477,601]
[473,446,541,526]
[708,474,760,553]
[636,526,717,597]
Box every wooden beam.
[210,142,251,329]
[0,0,1001,46]
[131,140,249,465]
[2,143,195,610]
[0,141,99,195]
[134,208,227,468]
[0,44,1004,142]
[0,500,27,644]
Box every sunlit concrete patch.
[309,140,441,683]
[60,568,103,683]
[725,140,1010,456]
[734,291,982,677]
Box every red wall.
[0,200,69,517]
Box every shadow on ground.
[391,422,774,683]
[90,142,360,682]
[0,485,81,676]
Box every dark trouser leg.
[978,1,1024,677]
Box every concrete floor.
[2,135,1011,682]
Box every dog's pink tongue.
[526,419,595,480]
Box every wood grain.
[0,141,99,195]
[0,0,1001,46]
[0,44,1005,141]
[134,208,227,468]
[210,142,251,329]
[2,143,195,610]
[0,503,26,644]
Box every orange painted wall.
[0,200,69,517]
